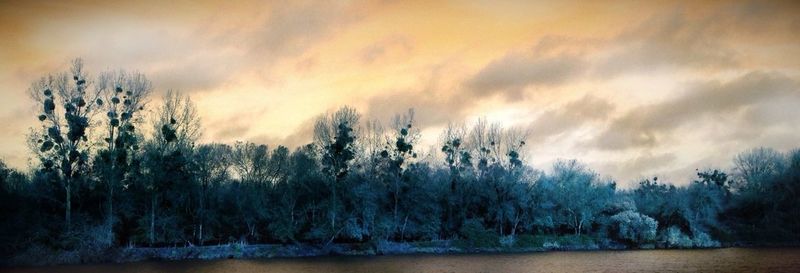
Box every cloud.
[249,1,366,60]
[596,152,678,187]
[363,60,469,128]
[211,120,252,140]
[359,35,414,64]
[596,10,738,77]
[527,95,615,142]
[176,0,374,91]
[1,1,375,94]
[591,71,800,150]
[595,2,800,77]
[465,52,586,101]
[249,117,317,149]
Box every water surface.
[6,248,800,273]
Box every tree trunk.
[65,179,72,234]
[399,215,409,241]
[198,181,206,245]
[150,194,156,246]
[511,216,519,237]
[393,179,400,234]
[330,181,337,231]
[107,128,116,235]
[107,177,114,235]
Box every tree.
[465,121,528,236]
[686,169,729,236]
[94,70,152,239]
[728,147,798,242]
[140,90,201,246]
[439,122,471,235]
[29,59,103,234]
[378,109,419,238]
[313,106,360,242]
[230,141,271,184]
[193,143,232,244]
[633,177,691,234]
[546,160,611,236]
[732,147,785,194]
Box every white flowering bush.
[610,210,658,245]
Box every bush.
[457,219,499,248]
[542,241,560,249]
[609,210,658,246]
[692,230,721,248]
[556,235,597,248]
[663,226,693,248]
[499,235,515,247]
[513,234,549,248]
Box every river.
[5,247,800,273]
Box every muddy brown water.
[5,247,800,273]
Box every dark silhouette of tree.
[93,70,152,241]
[193,143,232,245]
[29,59,102,234]
[313,106,360,243]
[379,109,418,239]
[140,90,201,246]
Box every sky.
[1,0,799,187]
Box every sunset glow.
[1,0,799,186]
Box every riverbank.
[6,236,735,267]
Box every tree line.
[1,60,798,258]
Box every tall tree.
[94,70,152,238]
[313,106,360,242]
[29,59,103,234]
[193,143,232,244]
[379,109,419,238]
[141,90,201,246]
[440,122,470,235]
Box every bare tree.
[194,143,232,244]
[96,70,152,236]
[143,90,201,245]
[230,141,270,184]
[383,109,420,238]
[313,106,360,239]
[151,90,201,152]
[29,59,103,233]
[733,147,786,193]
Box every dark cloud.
[527,95,615,142]
[465,53,586,101]
[596,2,800,77]
[596,10,738,77]
[591,71,800,150]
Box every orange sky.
[1,0,799,186]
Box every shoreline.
[9,240,797,268]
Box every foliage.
[456,219,499,248]
[609,210,657,246]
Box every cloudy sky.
[1,0,799,187]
